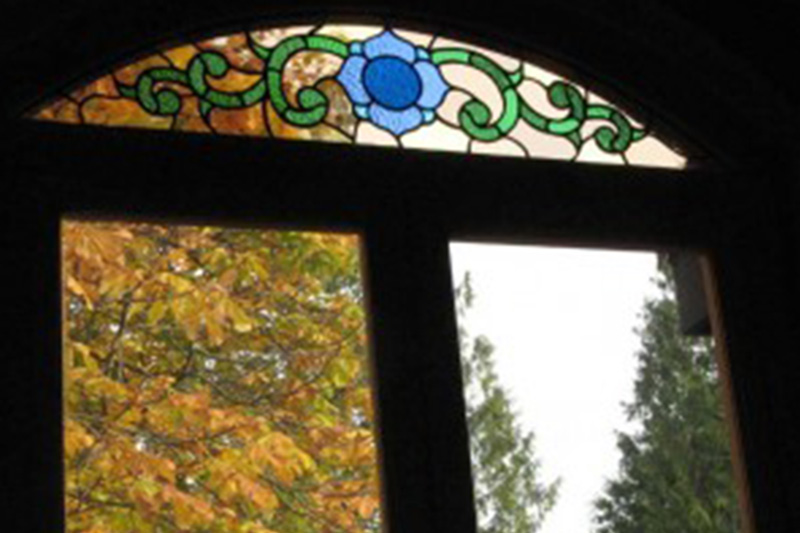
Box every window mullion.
[363,211,476,533]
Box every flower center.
[363,57,422,110]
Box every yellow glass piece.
[163,44,201,70]
[316,79,358,135]
[173,96,213,133]
[70,75,119,103]
[197,33,264,73]
[282,52,345,107]
[113,54,171,85]
[81,97,173,129]
[266,102,351,143]
[207,68,264,93]
[33,98,80,124]
[250,25,317,48]
[209,103,268,136]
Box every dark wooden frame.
[3,4,799,533]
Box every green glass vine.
[112,29,647,153]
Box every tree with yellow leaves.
[62,220,380,533]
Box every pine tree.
[455,273,559,533]
[593,261,741,533]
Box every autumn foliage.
[62,221,381,533]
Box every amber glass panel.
[62,220,381,532]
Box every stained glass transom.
[31,24,688,169]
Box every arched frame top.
[30,22,689,169]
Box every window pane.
[62,220,382,532]
[450,243,743,533]
[31,24,687,169]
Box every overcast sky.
[449,242,660,533]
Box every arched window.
[5,7,798,533]
[31,23,689,169]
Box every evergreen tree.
[593,261,741,533]
[455,273,559,533]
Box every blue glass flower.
[337,31,449,136]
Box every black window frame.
[4,7,798,533]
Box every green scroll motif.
[429,49,645,150]
[266,35,348,127]
[431,49,522,142]
[119,52,269,116]
[38,25,679,165]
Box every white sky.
[449,242,660,533]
